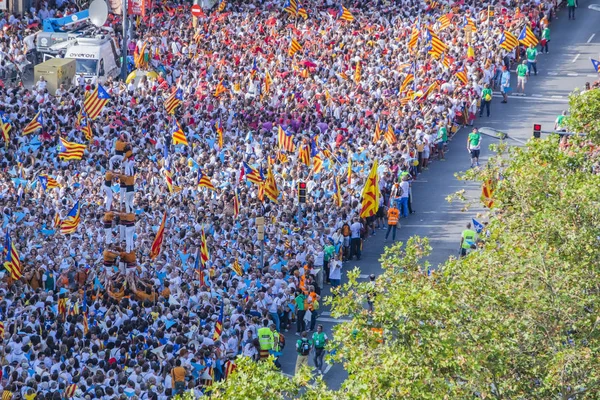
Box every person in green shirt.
[541,25,550,54]
[516,60,529,94]
[295,291,307,335]
[312,325,329,374]
[466,127,482,168]
[436,124,448,161]
[479,83,492,118]
[567,0,576,20]
[295,331,313,374]
[554,110,567,132]
[526,44,538,75]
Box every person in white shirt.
[328,255,342,287]
[349,217,363,260]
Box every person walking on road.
[516,60,528,94]
[479,83,493,118]
[350,218,363,260]
[541,25,550,54]
[312,325,329,374]
[467,127,482,168]
[567,0,576,20]
[385,204,400,242]
[526,44,538,75]
[460,223,478,257]
[295,331,312,374]
[500,65,511,103]
[295,290,307,335]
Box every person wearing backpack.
[479,83,493,118]
[312,325,329,374]
[295,331,313,374]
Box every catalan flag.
[164,89,183,115]
[215,120,224,148]
[297,5,308,19]
[373,124,382,143]
[592,59,600,72]
[463,16,477,33]
[164,165,174,192]
[518,25,539,47]
[385,125,397,145]
[437,14,451,30]
[359,160,380,218]
[1,113,11,145]
[135,42,147,68]
[69,300,80,316]
[311,154,323,174]
[278,125,295,152]
[217,0,226,12]
[0,321,4,338]
[354,62,361,83]
[64,383,77,398]
[200,228,210,267]
[150,211,167,260]
[298,144,310,166]
[250,58,259,79]
[408,28,419,50]
[58,137,86,161]
[197,169,216,191]
[426,29,447,58]
[171,120,188,146]
[333,174,342,207]
[283,0,297,16]
[83,85,110,120]
[232,188,240,219]
[3,231,22,281]
[213,300,224,340]
[80,117,93,142]
[441,53,454,69]
[338,5,354,22]
[278,150,289,164]
[455,67,468,85]
[242,162,264,185]
[2,391,13,400]
[347,155,352,185]
[54,211,61,228]
[38,175,60,191]
[264,166,279,203]
[60,201,81,235]
[214,80,228,97]
[422,81,440,100]
[23,111,43,135]
[481,179,496,208]
[264,70,273,93]
[57,297,67,315]
[400,67,415,93]
[499,31,519,51]
[288,38,303,57]
[231,258,243,276]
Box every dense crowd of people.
[0,0,560,398]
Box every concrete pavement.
[278,0,600,389]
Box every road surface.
[278,0,600,389]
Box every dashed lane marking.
[572,54,581,63]
[588,33,596,43]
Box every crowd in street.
[0,0,558,398]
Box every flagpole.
[121,0,129,81]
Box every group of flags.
[283,0,308,19]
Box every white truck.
[62,35,121,84]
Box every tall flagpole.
[121,0,129,81]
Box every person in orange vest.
[385,204,400,242]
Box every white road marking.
[531,94,543,97]
[572,54,581,63]
[589,4,600,12]
[551,95,564,99]
[548,72,559,76]
[588,33,596,43]
[358,274,370,279]
[567,72,578,76]
[588,74,599,77]
[492,94,568,103]
[318,317,352,324]
[323,364,333,374]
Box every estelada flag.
[481,179,496,208]
[150,212,167,259]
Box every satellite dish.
[89,0,108,27]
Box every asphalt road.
[278,0,600,389]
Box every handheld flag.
[408,28,419,50]
[592,59,600,72]
[264,166,279,203]
[3,232,23,280]
[23,111,43,135]
[288,38,303,57]
[242,162,264,184]
[264,70,273,93]
[338,5,354,22]
[472,218,484,233]
[58,137,87,161]
[455,67,468,85]
[214,80,228,97]
[164,166,174,192]
[80,117,93,142]
[171,120,188,146]
[1,113,11,145]
[347,155,352,185]
[373,124,382,143]
[333,174,342,207]
[217,0,226,12]
[437,14,451,30]
[60,201,81,234]
[83,85,110,120]
[359,160,380,218]
[215,120,224,148]
[200,228,210,267]
[277,125,295,152]
[197,169,216,191]
[164,89,183,115]
[499,31,519,51]
[385,125,397,145]
[213,300,224,340]
[150,212,167,260]
[283,0,297,16]
[231,258,243,276]
[297,5,308,19]
[39,175,60,191]
[518,25,539,47]
[232,188,240,219]
[481,179,496,208]
[298,144,310,166]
